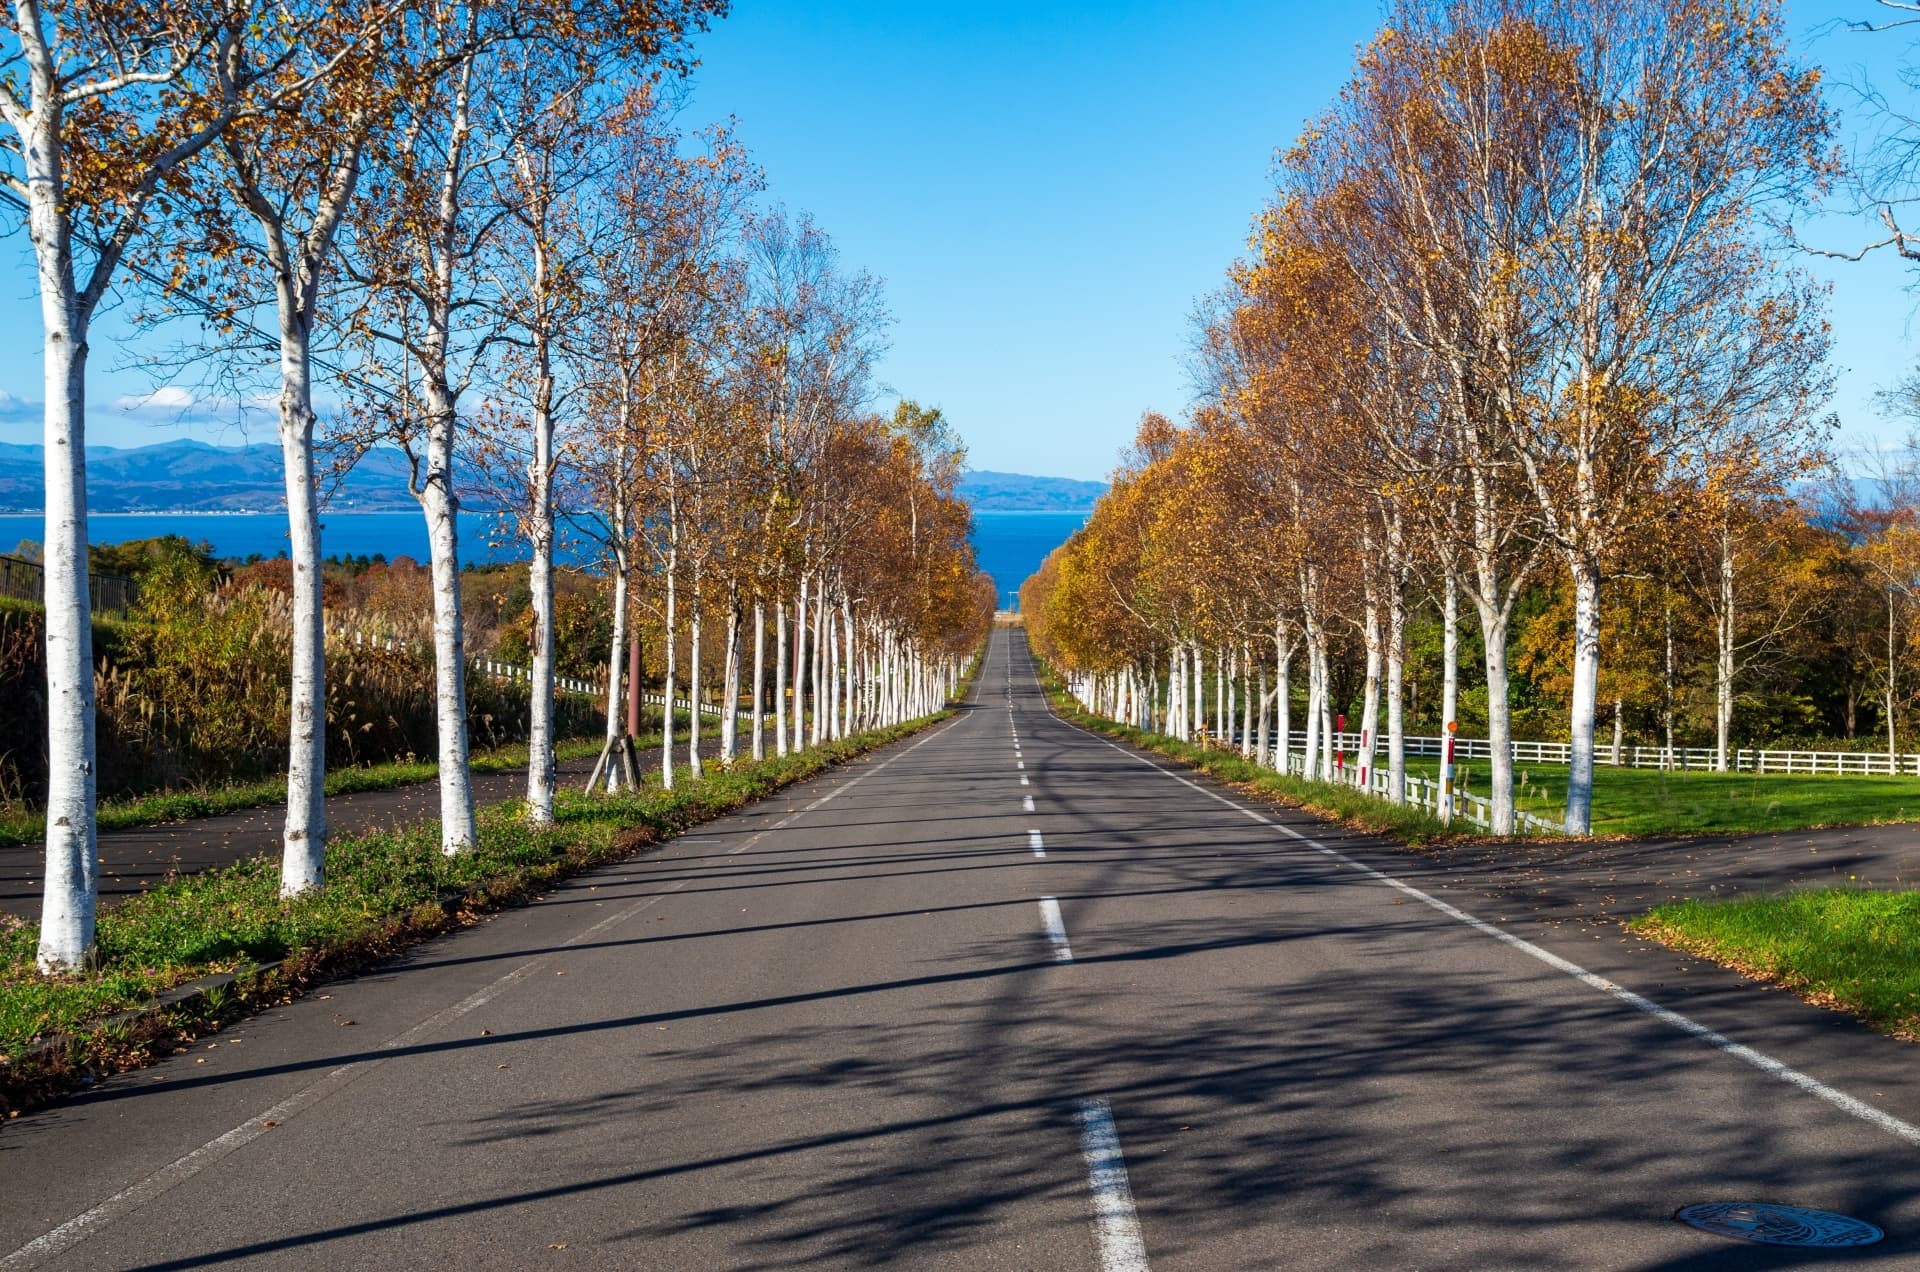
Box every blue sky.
[2,1,1918,480]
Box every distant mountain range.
[0,441,1107,514]
[956,470,1106,511]
[0,440,419,513]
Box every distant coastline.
[0,442,1109,515]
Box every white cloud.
[113,386,197,413]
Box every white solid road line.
[1078,1097,1151,1272]
[1030,829,1046,858]
[1061,711,1920,1150]
[1038,896,1073,961]
[2,718,967,1272]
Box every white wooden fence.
[1283,732,1920,777]
[1274,748,1563,836]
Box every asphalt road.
[3,627,1918,1269]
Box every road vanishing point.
[4,628,1919,1269]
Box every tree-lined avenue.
[3,626,1918,1269]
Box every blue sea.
[0,508,1089,608]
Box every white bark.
[775,599,789,757]
[662,549,678,790]
[810,578,828,747]
[1385,583,1407,805]
[1274,617,1294,774]
[1441,572,1460,734]
[1471,584,1517,835]
[720,599,740,763]
[1717,530,1736,773]
[792,576,809,753]
[1564,563,1601,833]
[33,226,98,972]
[1360,592,1381,791]
[419,404,478,854]
[601,550,630,792]
[277,325,329,888]
[524,369,557,824]
[688,597,703,779]
[751,601,766,761]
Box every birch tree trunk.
[1360,594,1381,791]
[1302,636,1323,782]
[1255,666,1270,767]
[1386,587,1406,805]
[1240,642,1254,758]
[662,550,678,790]
[418,395,478,854]
[1717,528,1735,773]
[33,223,98,972]
[595,548,630,792]
[792,576,808,754]
[1441,573,1460,734]
[1473,586,1517,835]
[1564,562,1601,833]
[1664,600,1677,768]
[524,368,557,824]
[689,593,703,779]
[1275,620,1293,774]
[277,324,329,888]
[841,595,856,738]
[720,598,740,763]
[810,579,828,746]
[752,601,766,761]
[776,599,789,757]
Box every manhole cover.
[1677,1202,1883,1248]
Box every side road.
[0,741,720,919]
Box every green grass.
[1631,890,1920,1038]
[1391,756,1920,837]
[0,729,677,848]
[0,707,959,1106]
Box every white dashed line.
[1038,896,1072,961]
[1023,795,1035,813]
[1079,1097,1150,1271]
[1061,712,1920,1150]
[1030,829,1046,858]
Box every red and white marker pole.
[1440,720,1457,825]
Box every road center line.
[1023,795,1035,813]
[1078,1097,1150,1272]
[1030,829,1045,858]
[1038,896,1072,961]
[1,717,965,1271]
[1059,712,1920,1149]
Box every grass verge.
[1387,757,1920,838]
[1630,889,1920,1040]
[0,727,683,849]
[1039,671,1453,845]
[0,706,959,1114]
